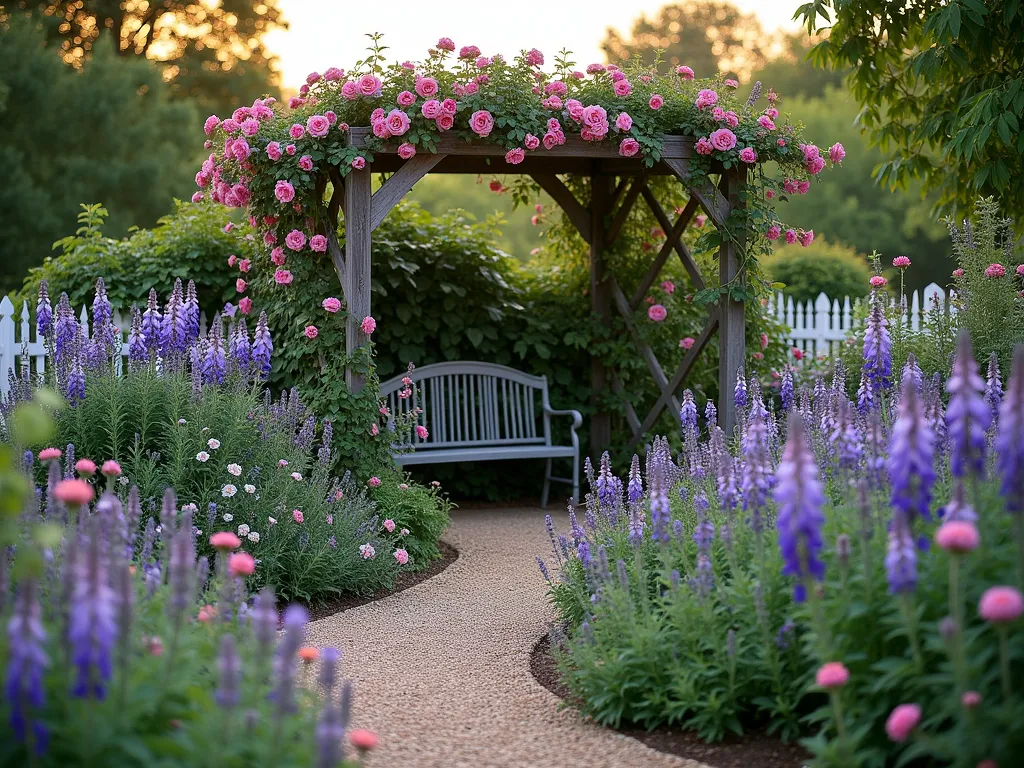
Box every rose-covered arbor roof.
[322,129,744,451]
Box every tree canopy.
[12,0,285,114]
[796,0,1024,226]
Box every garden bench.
[380,361,582,506]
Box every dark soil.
[287,540,459,623]
[530,635,812,768]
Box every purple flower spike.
[252,311,273,379]
[36,281,52,340]
[734,367,748,411]
[985,352,1003,421]
[996,347,1024,514]
[5,580,48,753]
[863,294,892,394]
[141,289,162,355]
[202,317,227,385]
[272,604,309,716]
[216,634,241,709]
[705,399,718,429]
[889,378,935,523]
[69,521,117,699]
[230,318,251,371]
[53,293,77,368]
[160,279,188,358]
[252,588,278,657]
[885,514,917,594]
[945,332,990,479]
[780,369,795,412]
[127,306,147,368]
[648,438,671,543]
[741,391,772,532]
[774,414,826,602]
[184,280,201,343]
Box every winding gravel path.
[305,506,710,768]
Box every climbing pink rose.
[679,337,695,350]
[397,91,416,107]
[952,268,965,278]
[739,147,757,163]
[414,77,439,98]
[619,138,640,157]
[648,94,664,110]
[695,89,718,109]
[760,333,769,349]
[309,234,327,252]
[236,278,247,293]
[695,214,707,228]
[274,269,293,285]
[526,48,544,66]
[799,230,815,247]
[784,229,798,245]
[351,156,366,170]
[398,143,416,160]
[504,148,525,165]
[648,304,667,322]
[285,144,296,155]
[441,98,457,115]
[437,37,455,51]
[661,280,675,294]
[304,325,318,339]
[358,74,382,96]
[289,123,305,139]
[415,425,429,439]
[383,518,396,533]
[829,142,846,163]
[695,137,713,155]
[615,112,632,132]
[299,155,313,171]
[361,316,376,334]
[758,115,776,130]
[421,99,442,119]
[322,297,341,313]
[341,81,359,99]
[307,115,330,137]
[767,225,781,240]
[613,79,631,97]
[676,65,695,79]
[204,115,221,135]
[274,180,295,203]
[524,134,540,150]
[709,128,737,152]
[228,254,238,267]
[285,230,306,251]
[470,110,494,137]
[270,247,286,266]
[436,114,454,131]
[239,297,252,314]
[385,109,411,136]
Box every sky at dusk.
[265,0,804,88]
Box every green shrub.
[763,240,871,304]
[369,473,454,568]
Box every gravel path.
[305,506,710,768]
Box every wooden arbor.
[320,128,747,457]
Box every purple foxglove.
[184,280,200,343]
[889,378,935,523]
[215,634,241,709]
[734,367,748,411]
[774,414,826,602]
[160,279,188,358]
[996,347,1024,514]
[141,289,162,354]
[5,580,48,753]
[985,352,1003,421]
[53,293,77,369]
[273,604,308,716]
[127,306,147,368]
[885,515,917,594]
[741,395,772,532]
[863,295,892,394]
[66,335,86,406]
[780,369,795,412]
[91,277,116,357]
[230,318,251,371]
[70,523,117,699]
[252,587,278,658]
[252,311,273,379]
[945,332,991,479]
[705,399,718,429]
[36,281,53,340]
[202,319,227,385]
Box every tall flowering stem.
[996,347,1024,585]
[945,331,991,482]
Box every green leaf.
[466,327,484,347]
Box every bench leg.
[571,449,579,507]
[541,457,553,508]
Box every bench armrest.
[544,406,583,430]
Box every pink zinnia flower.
[679,337,695,350]
[893,256,911,268]
[619,138,640,157]
[870,275,887,288]
[274,180,295,203]
[304,325,318,339]
[648,94,664,110]
[229,553,256,577]
[361,316,376,335]
[274,270,293,285]
[985,263,1006,278]
[709,128,737,152]
[210,532,241,551]
[38,448,62,461]
[648,304,667,322]
[935,521,980,553]
[885,704,921,743]
[322,297,341,313]
[979,586,1024,623]
[676,65,694,79]
[470,110,494,137]
[398,143,416,160]
[505,148,525,165]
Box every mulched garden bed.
[530,634,811,768]
[285,539,460,623]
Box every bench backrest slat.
[381,362,551,451]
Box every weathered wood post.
[589,173,613,457]
[717,168,746,435]
[343,166,372,392]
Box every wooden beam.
[327,165,346,228]
[627,310,720,447]
[343,166,372,393]
[325,227,345,288]
[640,190,705,289]
[717,169,747,436]
[589,174,613,457]
[610,177,629,209]
[661,158,731,228]
[369,153,447,232]
[628,200,694,309]
[609,276,682,419]
[531,173,591,244]
[605,175,646,246]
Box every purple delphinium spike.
[680,389,698,437]
[780,369,795,412]
[705,399,717,430]
[127,306,147,369]
[830,399,862,471]
[252,311,273,379]
[741,393,772,533]
[184,280,200,343]
[318,420,333,465]
[689,554,714,599]
[252,587,278,659]
[230,318,251,372]
[36,282,53,340]
[946,332,991,479]
[734,367,748,411]
[774,413,826,602]
[693,495,715,553]
[996,347,1024,514]
[985,353,1003,422]
[941,481,976,523]
[91,277,116,357]
[69,520,117,699]
[576,539,592,569]
[889,378,935,523]
[141,289,162,355]
[648,438,671,543]
[202,318,227,386]
[166,528,196,630]
[856,371,872,414]
[272,605,308,716]
[627,454,642,504]
[215,634,241,709]
[66,335,86,406]
[717,450,739,545]
[536,557,551,583]
[863,294,892,394]
[53,294,77,368]
[901,353,923,395]
[885,514,917,594]
[594,452,615,513]
[5,579,48,753]
[160,279,188,359]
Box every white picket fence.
[770,282,953,362]
[0,296,222,397]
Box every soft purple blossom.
[996,347,1024,514]
[647,438,671,542]
[69,523,117,699]
[945,332,991,478]
[885,515,917,594]
[141,289,162,355]
[780,369,795,411]
[252,587,278,658]
[202,319,227,385]
[273,605,308,715]
[54,293,77,367]
[889,378,935,523]
[704,399,718,429]
[4,580,48,753]
[215,634,241,708]
[863,295,892,394]
[160,279,188,358]
[985,352,1003,421]
[184,280,201,343]
[252,311,273,379]
[127,306,147,367]
[36,282,52,340]
[229,318,251,371]
[741,392,772,532]
[734,367,748,411]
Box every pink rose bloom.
[870,275,888,288]
[1017,264,1024,275]
[437,37,455,51]
[610,70,626,82]
[709,128,737,152]
[648,94,664,110]
[526,48,544,66]
[370,423,379,436]
[505,148,525,165]
[413,424,429,440]
[307,115,330,137]
[275,180,295,203]
[725,78,739,88]
[829,142,846,163]
[204,115,221,135]
[724,111,739,128]
[979,586,1024,622]
[292,509,305,523]
[545,81,567,96]
[210,532,241,551]
[524,133,540,150]
[304,325,318,339]
[385,109,411,137]
[324,67,344,81]
[760,333,769,349]
[777,138,787,147]
[288,123,304,140]
[361,315,376,334]
[236,278,247,293]
[397,90,416,107]
[310,234,327,252]
[807,156,826,175]
[695,137,714,155]
[542,132,559,150]
[712,106,726,121]
[299,155,313,171]
[274,270,293,285]
[952,268,965,278]
[961,691,982,709]
[799,230,815,247]
[368,476,382,487]
[231,139,250,160]
[191,192,204,203]
[581,104,607,128]
[441,98,457,115]
[324,111,337,126]
[784,229,798,245]
[474,56,490,68]
[464,81,479,95]
[587,63,606,73]
[358,74,382,96]
[341,81,359,99]
[815,662,849,689]
[618,138,640,157]
[238,297,252,314]
[421,99,442,119]
[288,96,305,110]
[263,232,277,248]
[383,518,396,533]
[415,76,439,98]
[398,143,417,160]
[676,65,695,79]
[470,110,494,137]
[767,225,781,240]
[613,79,631,97]
[228,254,238,267]
[935,520,980,553]
[285,230,306,251]
[893,256,911,268]
[696,89,718,109]
[322,297,341,313]
[648,304,667,322]
[436,114,454,131]
[695,214,707,228]
[885,704,921,743]
[757,115,776,130]
[615,112,633,132]
[394,548,409,565]
[661,280,675,294]
[240,117,259,137]
[270,247,286,265]
[351,156,366,170]
[797,180,811,194]
[739,147,757,163]
[986,263,1006,278]
[679,337,695,350]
